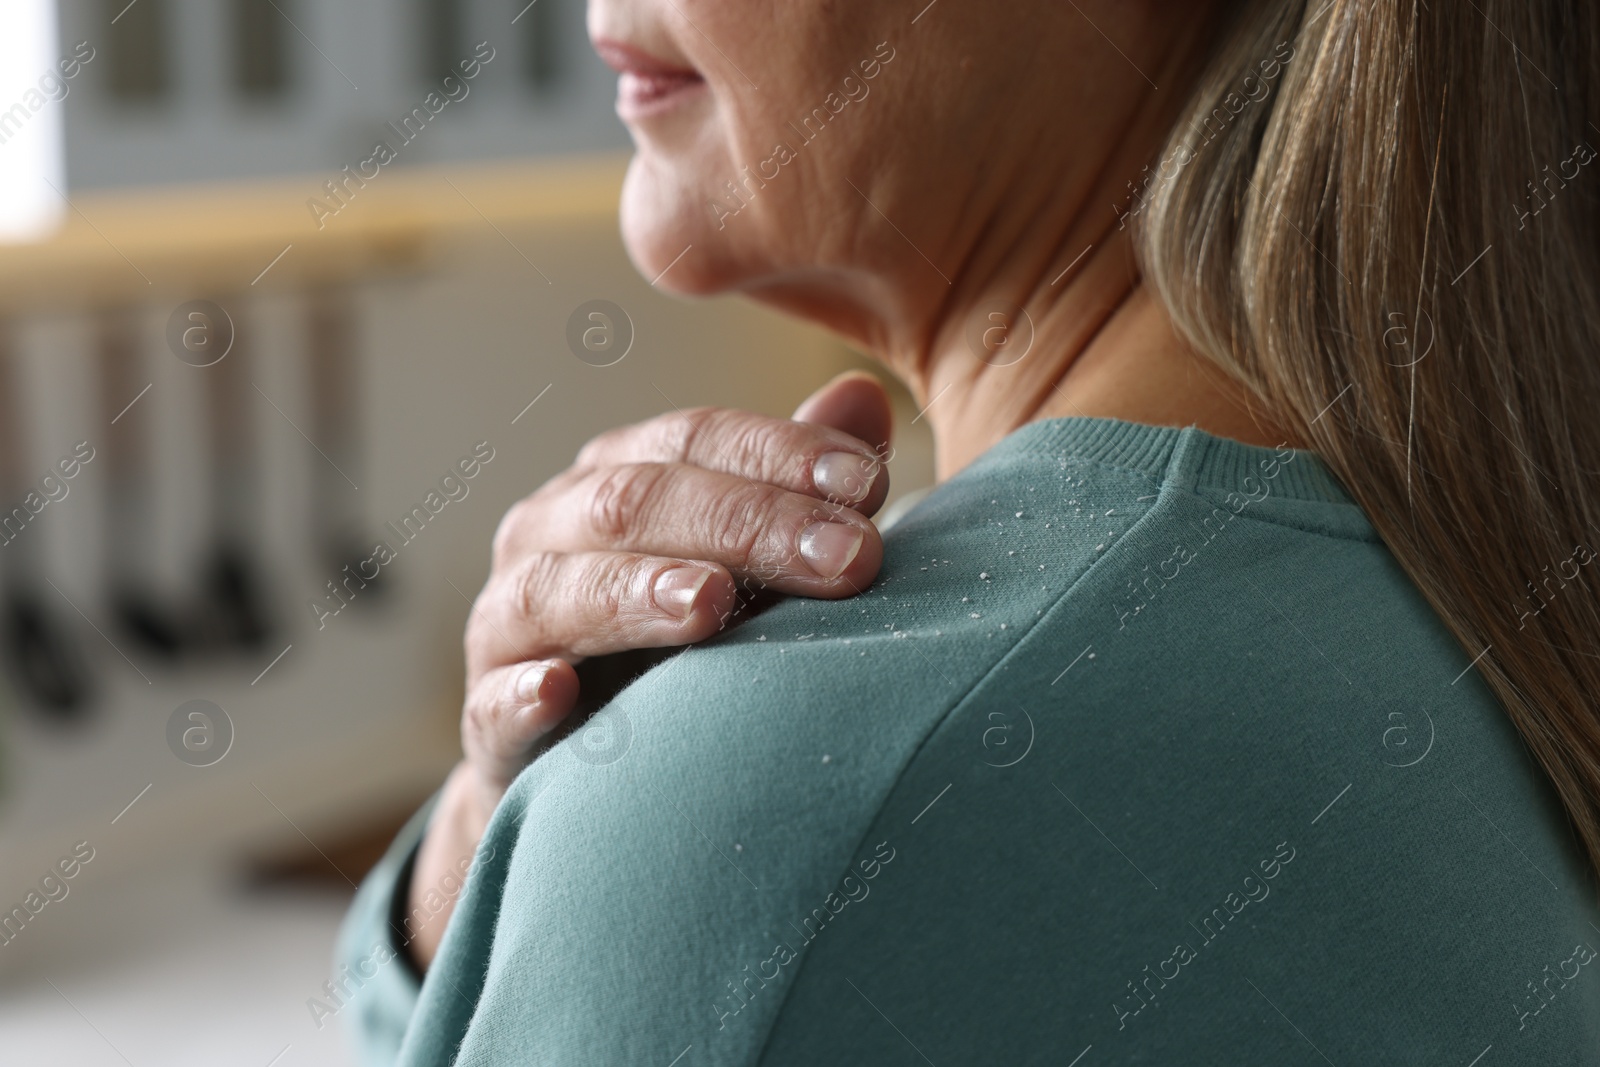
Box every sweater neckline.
[973,416,1357,507]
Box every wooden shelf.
[0,153,630,312]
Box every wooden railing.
[0,153,629,312]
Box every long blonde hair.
[1139,0,1600,876]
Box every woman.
[340,0,1600,1062]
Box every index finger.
[573,406,891,516]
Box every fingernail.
[514,663,550,705]
[654,566,712,619]
[798,522,864,580]
[813,452,879,504]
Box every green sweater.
[336,417,1600,1064]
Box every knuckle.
[708,482,783,569]
[574,425,626,469]
[586,463,667,545]
[461,684,490,736]
[655,407,707,465]
[462,592,495,654]
[464,677,513,748]
[490,483,565,568]
[578,556,631,622]
[721,414,779,482]
[463,608,487,654]
[490,499,527,567]
[513,552,562,623]
[688,408,781,483]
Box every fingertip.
[468,659,583,776]
[652,565,715,620]
[678,564,740,641]
[855,456,892,518]
[836,521,885,594]
[792,371,893,455]
[516,658,579,720]
[698,565,741,628]
[638,560,740,645]
[799,521,884,599]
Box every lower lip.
[616,71,706,120]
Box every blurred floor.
[0,860,360,1066]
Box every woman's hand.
[405,372,893,968]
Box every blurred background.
[0,2,932,1063]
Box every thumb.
[791,370,893,456]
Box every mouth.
[593,38,707,120]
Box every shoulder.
[439,452,1158,1059]
[745,455,1600,1063]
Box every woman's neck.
[893,226,1294,481]
[740,4,1280,479]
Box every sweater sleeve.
[333,792,438,1067]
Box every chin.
[618,149,746,298]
